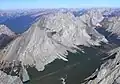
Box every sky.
[1,0,120,10]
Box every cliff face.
[0,68,22,84]
[1,8,120,84]
[85,47,120,84]
[0,12,107,64]
[0,11,108,82]
[0,25,15,36]
[0,25,22,84]
[85,9,120,84]
[0,25,16,48]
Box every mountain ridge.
[0,8,120,84]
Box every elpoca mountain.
[0,8,120,84]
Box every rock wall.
[85,8,120,84]
[0,70,22,84]
[85,47,120,84]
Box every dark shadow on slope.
[0,34,13,49]
[96,27,120,45]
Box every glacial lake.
[24,46,107,84]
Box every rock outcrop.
[0,25,22,84]
[0,25,16,48]
[0,25,15,37]
[85,47,120,84]
[0,70,22,84]
[84,8,120,84]
[102,16,120,36]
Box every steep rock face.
[0,25,16,48]
[85,9,120,84]
[0,11,108,82]
[102,16,120,36]
[0,25,21,84]
[0,70,22,84]
[0,12,108,71]
[0,25,15,37]
[97,8,120,37]
[85,47,120,84]
[1,8,120,84]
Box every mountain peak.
[0,11,108,70]
[0,10,110,83]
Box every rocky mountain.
[83,9,120,84]
[0,8,120,84]
[0,9,109,83]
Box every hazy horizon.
[1,0,120,10]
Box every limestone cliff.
[0,11,108,82]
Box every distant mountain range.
[0,8,87,33]
[0,9,43,33]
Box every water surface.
[24,47,106,84]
